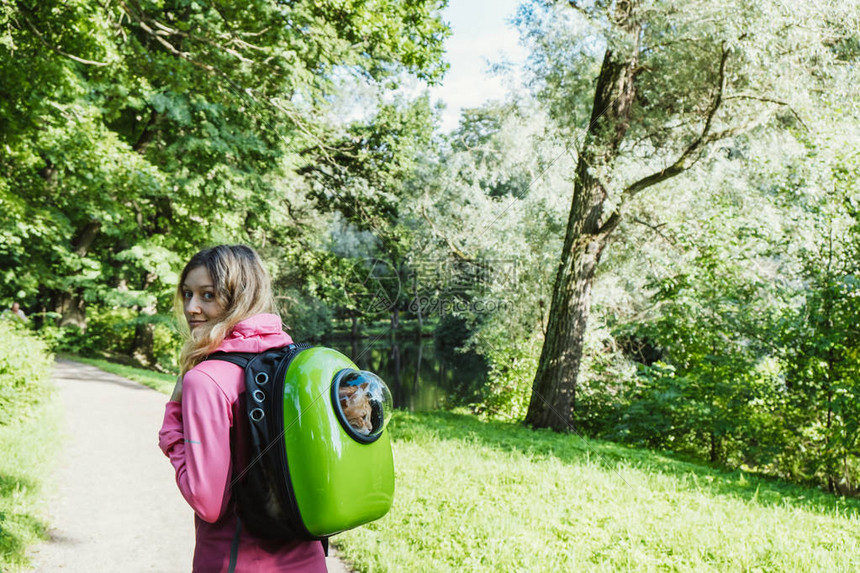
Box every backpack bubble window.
[332,369,393,443]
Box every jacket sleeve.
[158,370,233,523]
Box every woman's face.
[181,266,227,331]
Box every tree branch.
[725,93,809,131]
[632,217,676,245]
[117,0,250,96]
[22,14,109,66]
[596,210,622,237]
[116,0,331,165]
[117,0,251,88]
[132,108,160,153]
[627,116,701,154]
[147,16,254,63]
[563,1,593,18]
[622,43,730,199]
[198,0,268,52]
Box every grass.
[86,358,860,571]
[0,390,60,571]
[0,322,57,572]
[334,410,860,572]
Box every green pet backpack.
[208,344,395,540]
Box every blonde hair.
[176,245,278,375]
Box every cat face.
[338,382,373,435]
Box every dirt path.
[28,359,352,573]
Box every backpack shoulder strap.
[206,352,257,369]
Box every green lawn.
[334,411,860,572]
[84,357,860,572]
[0,392,60,571]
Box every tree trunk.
[412,334,423,411]
[55,291,87,330]
[53,219,102,331]
[413,274,423,332]
[132,321,155,366]
[525,232,609,430]
[390,339,402,407]
[130,273,158,367]
[525,24,639,430]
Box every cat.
[338,382,373,435]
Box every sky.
[428,0,528,132]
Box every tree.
[0,0,449,362]
[519,0,859,430]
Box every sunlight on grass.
[335,411,860,572]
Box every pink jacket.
[159,314,326,572]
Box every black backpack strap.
[227,517,242,573]
[206,351,257,368]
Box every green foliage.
[474,336,540,420]
[0,320,53,426]
[150,320,182,373]
[626,243,767,461]
[277,240,387,330]
[0,322,56,572]
[76,308,139,356]
[767,143,860,493]
[571,117,860,491]
[516,0,860,431]
[277,287,335,341]
[405,103,570,420]
[492,0,860,485]
[1,0,858,505]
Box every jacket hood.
[215,313,293,354]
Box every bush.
[79,307,139,356]
[39,307,182,373]
[151,320,181,373]
[474,336,539,420]
[0,320,53,425]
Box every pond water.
[322,334,487,412]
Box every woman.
[158,245,327,572]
